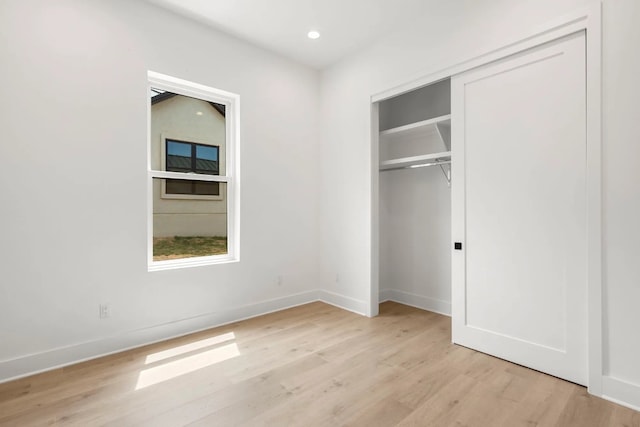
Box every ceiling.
[145,0,432,69]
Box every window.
[148,71,240,270]
[165,140,220,196]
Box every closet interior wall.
[378,79,452,315]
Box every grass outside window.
[153,236,227,261]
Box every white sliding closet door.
[451,32,587,385]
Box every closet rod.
[381,160,451,172]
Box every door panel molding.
[452,31,588,386]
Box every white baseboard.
[9,288,640,413]
[0,289,371,384]
[0,290,322,384]
[602,375,640,412]
[379,289,451,316]
[317,289,369,316]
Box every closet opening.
[376,78,453,316]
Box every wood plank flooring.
[0,301,638,426]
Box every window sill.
[148,254,238,272]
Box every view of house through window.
[149,78,235,266]
[165,140,220,195]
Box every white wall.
[0,0,321,380]
[379,167,452,314]
[601,0,640,404]
[319,0,640,409]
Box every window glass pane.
[167,140,191,157]
[195,145,219,175]
[166,140,192,172]
[150,87,226,175]
[153,179,228,261]
[194,159,218,175]
[165,179,220,196]
[196,145,217,161]
[193,181,219,195]
[165,179,194,195]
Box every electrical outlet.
[99,304,111,319]
[277,275,283,286]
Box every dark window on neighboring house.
[166,139,220,195]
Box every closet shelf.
[379,114,451,139]
[379,151,451,171]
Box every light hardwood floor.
[0,302,638,426]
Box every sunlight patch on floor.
[144,332,236,364]
[136,336,240,390]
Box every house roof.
[151,90,226,117]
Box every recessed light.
[307,30,320,40]
[196,111,203,116]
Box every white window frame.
[147,71,240,271]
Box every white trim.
[317,290,369,316]
[585,0,603,398]
[228,90,241,264]
[369,0,604,401]
[0,290,321,384]
[370,102,380,318]
[148,252,238,272]
[379,290,451,317]
[150,170,229,182]
[0,289,373,383]
[602,376,640,412]
[147,78,154,275]
[147,71,241,270]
